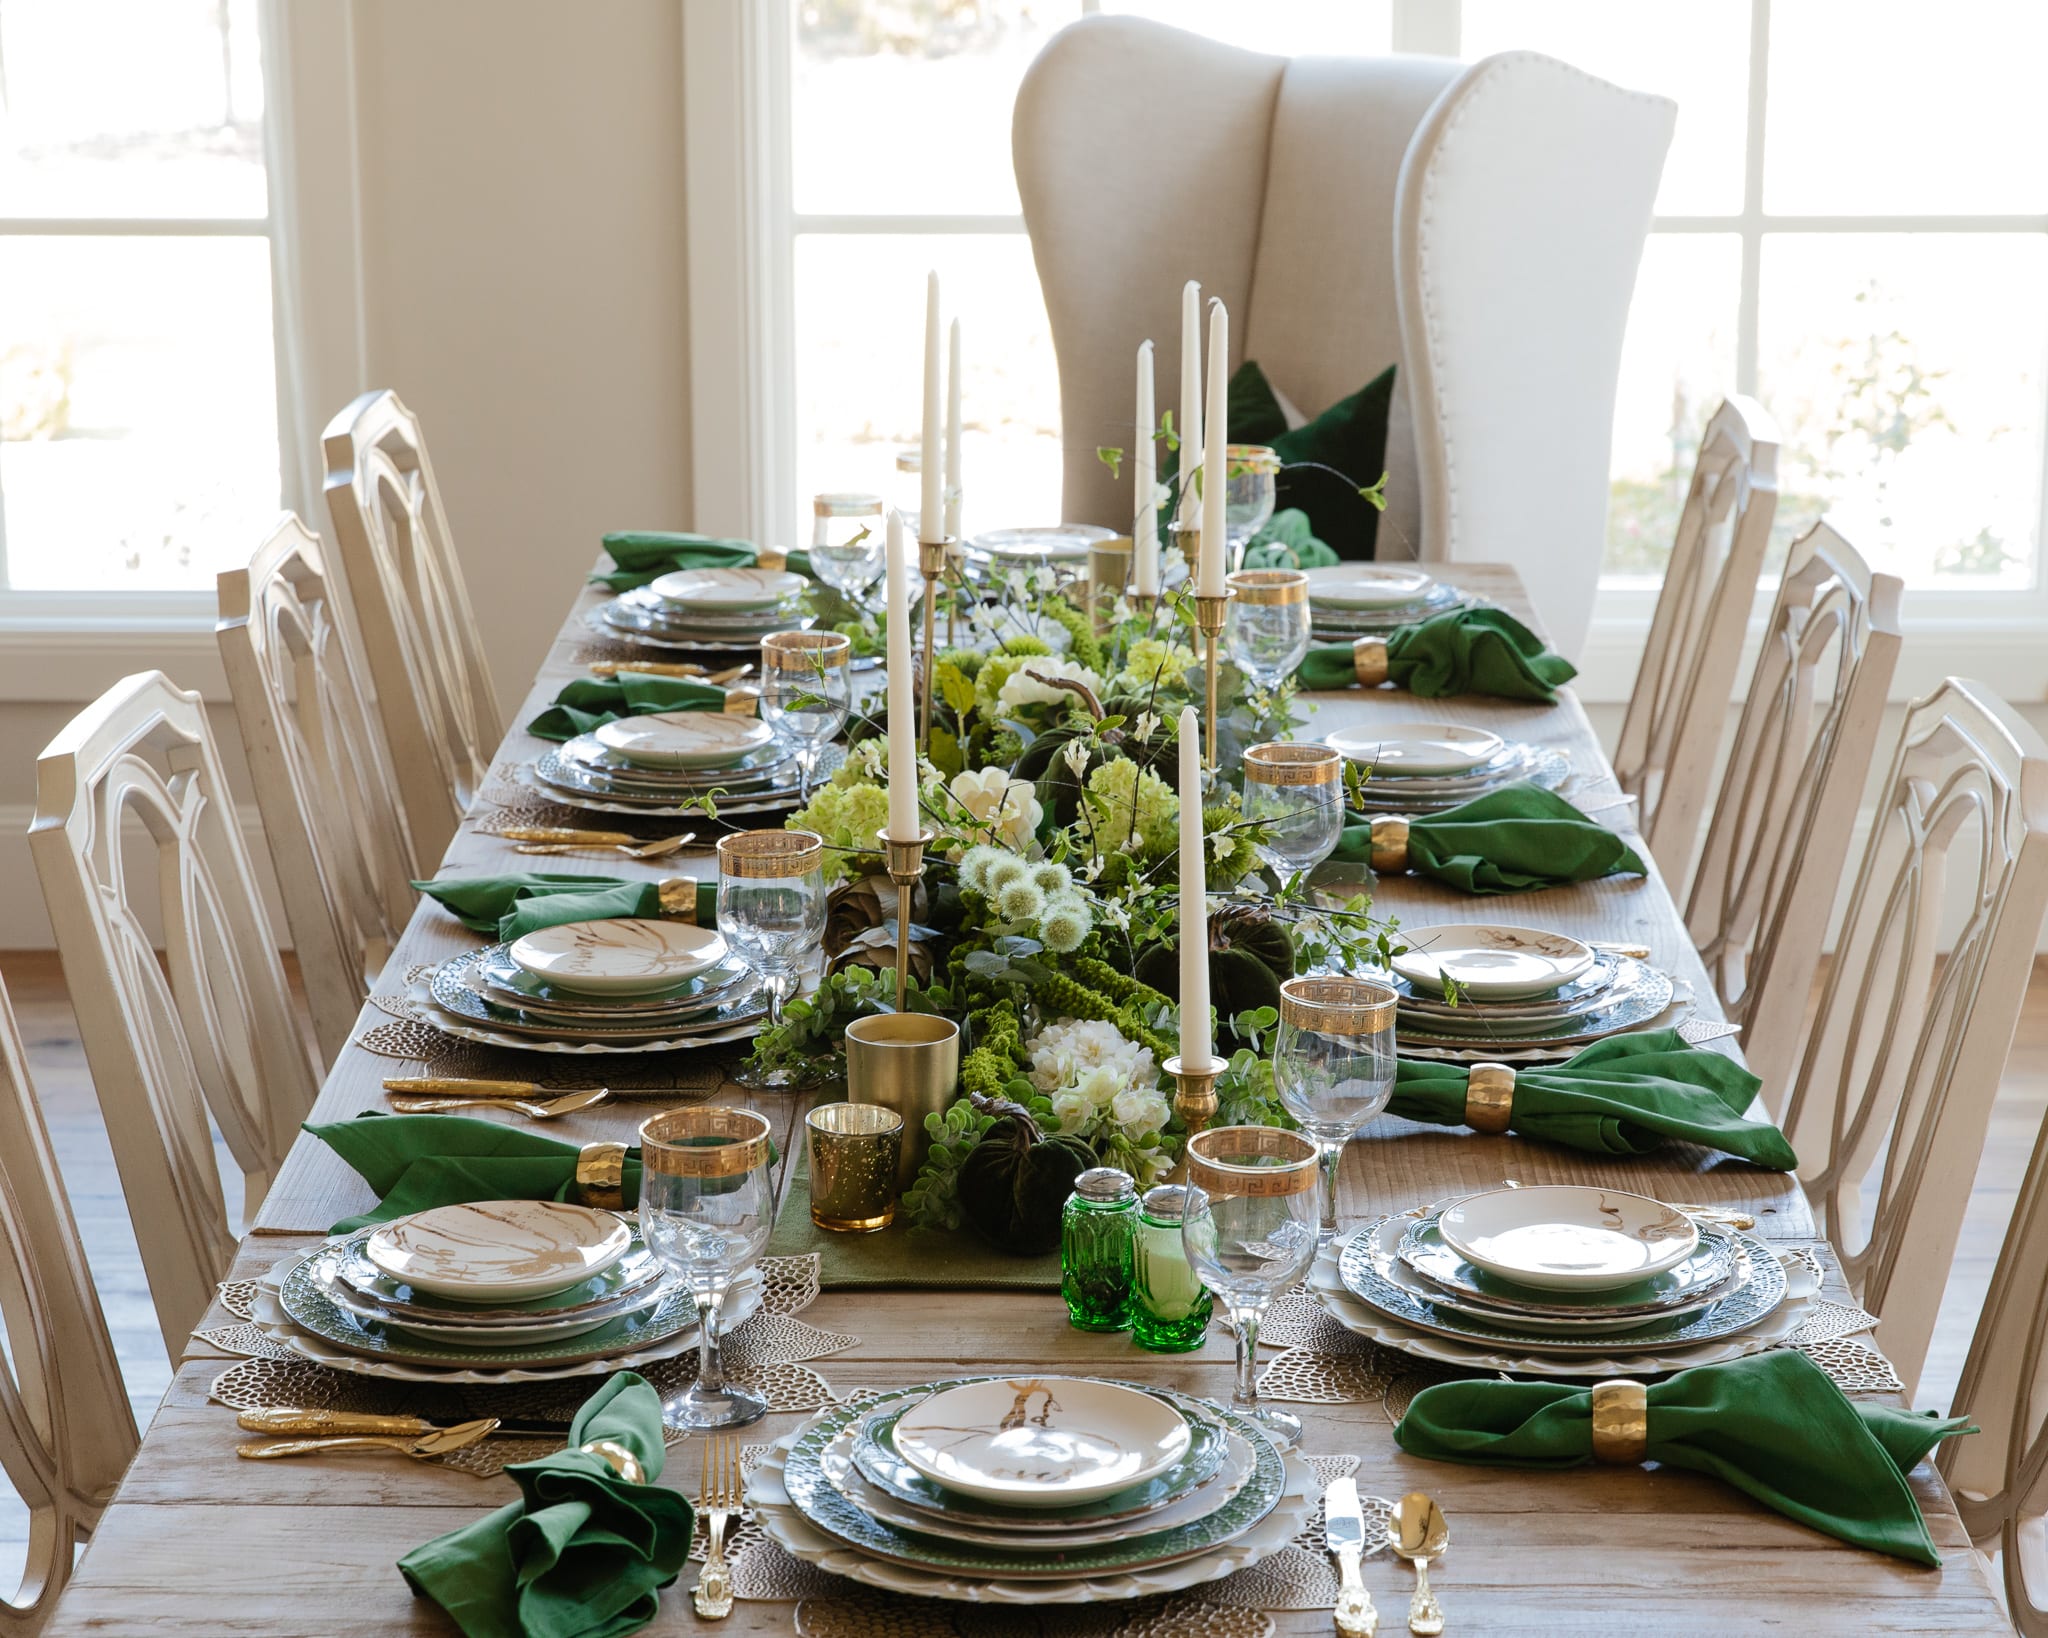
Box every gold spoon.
[1390,1492,1449,1635]
[238,1418,499,1461]
[388,1087,612,1120]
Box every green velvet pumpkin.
[957,1092,1096,1254]
[1133,905,1299,1022]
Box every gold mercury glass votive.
[806,1101,905,1233]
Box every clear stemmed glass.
[1241,742,1346,880]
[1225,445,1280,567]
[718,830,828,1089]
[1272,977,1399,1243]
[638,1107,775,1429]
[1225,569,1312,692]
[809,492,886,607]
[760,630,852,799]
[1180,1125,1322,1449]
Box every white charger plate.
[1303,564,1437,610]
[365,1201,632,1302]
[1389,923,1595,1001]
[593,711,775,770]
[889,1377,1192,1508]
[1440,1185,1697,1290]
[1326,721,1506,776]
[649,566,807,610]
[509,918,728,997]
[966,524,1115,563]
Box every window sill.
[0,614,224,702]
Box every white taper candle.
[920,272,943,538]
[1177,704,1213,1068]
[885,510,919,840]
[1199,298,1228,596]
[944,316,962,539]
[1134,339,1158,596]
[1177,279,1202,528]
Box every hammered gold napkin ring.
[1590,1379,1648,1463]
[1352,636,1389,687]
[576,1141,629,1210]
[1462,1063,1515,1134]
[656,879,701,921]
[1368,814,1410,872]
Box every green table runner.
[1296,607,1575,701]
[1395,1350,1970,1565]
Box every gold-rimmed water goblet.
[1224,444,1280,568]
[1225,567,1311,692]
[717,830,828,1089]
[637,1107,775,1430]
[808,491,886,609]
[1241,740,1346,882]
[759,630,852,800]
[1274,976,1399,1244]
[1180,1124,1322,1449]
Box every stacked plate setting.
[527,711,835,817]
[251,1200,761,1382]
[1311,1185,1817,1376]
[749,1375,1317,1603]
[416,917,772,1054]
[1304,564,1473,637]
[593,567,814,653]
[1384,922,1681,1063]
[1326,720,1570,812]
[959,524,1116,575]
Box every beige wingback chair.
[1014,16,1675,656]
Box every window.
[0,0,282,598]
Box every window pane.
[1461,0,1749,216]
[795,233,1061,536]
[1096,0,1390,56]
[0,0,267,217]
[1604,234,1743,577]
[793,1,1084,216]
[1757,233,2046,588]
[0,237,281,590]
[1766,1,2048,214]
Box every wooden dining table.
[42,562,2012,1635]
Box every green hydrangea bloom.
[1082,756,1179,864]
[786,781,891,883]
[1113,636,1199,696]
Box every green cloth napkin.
[1387,1030,1796,1169]
[595,531,813,593]
[527,674,733,742]
[1240,508,1341,571]
[1296,607,1577,701]
[399,1372,692,1638]
[307,1114,645,1232]
[1394,1350,1970,1565]
[765,1159,1062,1292]
[415,873,718,942]
[1333,784,1645,893]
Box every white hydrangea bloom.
[1112,1087,1171,1139]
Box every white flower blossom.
[948,767,1043,850]
[1112,1088,1171,1139]
[995,657,1106,714]
[1049,1090,1093,1135]
[1061,738,1091,780]
[1076,1063,1124,1109]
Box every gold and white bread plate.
[1437,1186,1699,1291]
[593,711,775,769]
[1389,923,1596,1001]
[1325,721,1506,776]
[509,918,728,996]
[1302,564,1437,610]
[363,1201,632,1302]
[648,566,807,610]
[888,1377,1194,1508]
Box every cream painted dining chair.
[322,388,501,866]
[1613,397,1781,889]
[29,671,320,1355]
[218,513,420,1067]
[0,970,137,1635]
[1777,678,2048,1398]
[1684,520,1902,1097]
[1014,15,1675,657]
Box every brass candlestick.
[1163,1054,1222,1182]
[1172,523,1201,585]
[916,536,954,753]
[1192,589,1233,769]
[878,827,934,1005]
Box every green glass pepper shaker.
[1132,1183,1213,1352]
[1061,1167,1136,1332]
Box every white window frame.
[694,0,2048,703]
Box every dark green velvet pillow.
[1162,361,1396,561]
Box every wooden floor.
[1,946,2042,1588]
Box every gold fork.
[692,1433,740,1619]
[388,1087,611,1120]
[512,831,701,859]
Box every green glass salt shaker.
[1132,1183,1213,1352]
[1062,1167,1136,1332]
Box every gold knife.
[237,1418,500,1460]
[238,1409,565,1439]
[383,1077,586,1098]
[497,825,641,845]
